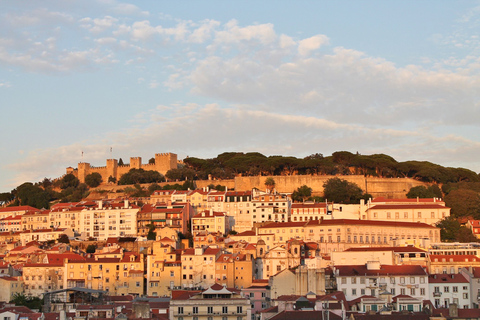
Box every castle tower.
[130,157,142,169]
[155,153,178,175]
[107,159,118,182]
[77,162,91,183]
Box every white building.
[335,262,429,302]
[429,273,471,309]
[78,200,139,240]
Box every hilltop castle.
[66,152,178,183]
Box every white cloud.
[298,35,329,56]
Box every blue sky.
[1,0,480,192]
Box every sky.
[1,0,480,193]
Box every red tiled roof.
[371,197,442,203]
[0,206,39,213]
[428,274,468,283]
[429,254,480,263]
[192,210,226,218]
[292,203,327,209]
[345,246,426,253]
[336,264,427,276]
[308,219,438,229]
[260,221,308,229]
[367,204,448,210]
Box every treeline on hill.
[178,151,479,183]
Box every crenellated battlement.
[68,152,178,183]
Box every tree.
[108,176,117,183]
[148,157,155,164]
[57,234,70,244]
[58,173,80,189]
[436,217,460,242]
[86,244,96,253]
[264,177,276,192]
[10,293,43,311]
[15,182,51,209]
[406,185,442,199]
[457,226,479,243]
[85,172,102,188]
[118,158,124,165]
[118,168,165,185]
[323,178,364,204]
[147,224,157,240]
[292,185,312,202]
[165,168,197,181]
[148,183,163,193]
[445,189,480,219]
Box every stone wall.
[233,175,427,198]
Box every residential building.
[0,206,39,220]
[429,273,471,309]
[365,197,450,225]
[181,247,221,289]
[169,284,251,320]
[0,277,23,302]
[21,210,50,231]
[64,252,144,296]
[78,200,139,240]
[215,252,254,289]
[192,210,230,235]
[335,262,429,301]
[428,254,480,274]
[251,190,291,225]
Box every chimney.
[124,199,129,209]
[98,200,103,209]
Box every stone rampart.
[233,175,427,198]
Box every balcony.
[433,292,442,297]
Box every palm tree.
[264,177,276,193]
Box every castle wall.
[68,153,179,184]
[155,153,177,175]
[233,175,427,198]
[195,179,236,190]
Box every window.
[444,286,449,293]
[400,277,405,284]
[410,288,416,296]
[360,278,365,284]
[453,286,458,293]
[463,293,468,299]
[434,286,440,293]
[341,278,346,284]
[222,306,228,314]
[208,307,213,314]
[351,278,356,284]
[352,289,357,296]
[410,277,415,284]
[193,307,198,314]
[420,288,425,295]
[237,306,243,314]
[401,288,406,295]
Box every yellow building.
[0,276,23,302]
[23,262,66,297]
[21,210,50,231]
[215,253,254,289]
[147,244,182,296]
[181,247,221,289]
[192,210,229,235]
[65,252,144,296]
